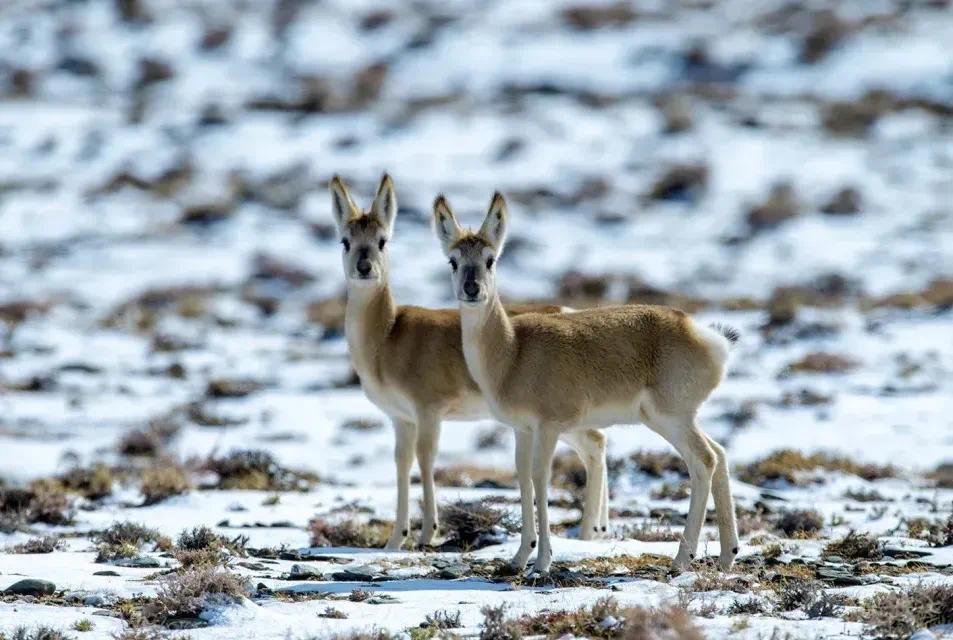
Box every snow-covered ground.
[0,0,951,638]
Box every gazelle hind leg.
[648,415,715,572]
[704,433,739,570]
[511,428,536,571]
[560,429,605,540]
[384,419,417,551]
[415,412,441,547]
[530,428,560,575]
[599,454,610,535]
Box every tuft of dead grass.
[439,500,518,549]
[855,584,953,640]
[0,627,76,640]
[140,463,190,505]
[308,517,391,548]
[201,449,318,491]
[7,535,61,554]
[823,531,883,560]
[147,566,249,624]
[117,419,181,458]
[172,526,247,567]
[630,450,687,477]
[0,481,74,531]
[774,509,824,538]
[94,521,165,562]
[738,449,895,486]
[434,465,514,489]
[905,514,953,548]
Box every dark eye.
[341,239,350,252]
[486,257,495,270]
[449,258,458,272]
[378,238,386,250]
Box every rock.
[331,564,385,582]
[289,563,323,579]
[432,560,469,579]
[84,592,119,606]
[646,163,709,204]
[93,570,120,576]
[882,547,932,559]
[816,566,864,586]
[821,187,862,215]
[166,618,209,629]
[4,579,56,596]
[115,555,160,568]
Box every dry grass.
[433,465,514,489]
[58,463,115,500]
[620,520,680,542]
[773,509,824,537]
[117,419,181,458]
[0,627,75,640]
[738,449,895,486]
[309,517,391,548]
[823,531,883,560]
[906,514,953,547]
[439,500,518,549]
[0,481,74,531]
[140,463,190,505]
[94,521,165,562]
[201,449,318,491]
[172,526,247,567]
[855,584,953,640]
[6,535,61,554]
[147,566,249,624]
[630,450,687,477]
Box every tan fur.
[433,192,740,574]
[332,176,610,550]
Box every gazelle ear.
[480,191,509,253]
[330,175,358,233]
[370,173,397,236]
[432,195,463,256]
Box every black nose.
[357,260,372,276]
[463,280,480,298]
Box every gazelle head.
[330,174,396,287]
[432,192,508,306]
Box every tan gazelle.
[432,192,740,574]
[330,174,610,550]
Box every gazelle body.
[433,193,740,574]
[331,175,610,550]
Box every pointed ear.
[432,195,463,256]
[370,173,397,236]
[330,175,358,232]
[480,191,509,252]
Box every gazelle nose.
[357,260,372,276]
[463,280,480,298]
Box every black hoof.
[593,526,598,532]
[732,546,739,554]
[433,524,438,530]
[689,553,695,559]
[402,529,408,536]
[601,526,607,532]
[530,540,537,548]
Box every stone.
[4,579,56,596]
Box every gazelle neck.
[459,291,515,399]
[344,280,396,381]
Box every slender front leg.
[510,427,536,571]
[704,434,739,570]
[384,418,417,551]
[531,428,559,575]
[415,411,441,547]
[600,452,610,535]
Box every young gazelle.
[433,193,740,574]
[330,175,610,550]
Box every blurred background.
[0,0,951,486]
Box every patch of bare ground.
[738,449,895,486]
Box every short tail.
[710,323,740,346]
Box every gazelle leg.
[600,456,611,535]
[704,434,739,570]
[416,411,441,547]
[561,430,606,540]
[510,428,536,571]
[384,418,417,551]
[531,428,559,575]
[651,416,715,572]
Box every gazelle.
[432,192,740,574]
[330,174,610,550]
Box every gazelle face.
[432,193,508,307]
[330,174,396,287]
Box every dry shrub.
[7,535,61,553]
[774,509,824,538]
[747,182,800,231]
[58,463,115,500]
[773,579,823,612]
[621,521,680,542]
[906,515,953,548]
[202,449,317,491]
[562,2,638,31]
[479,604,520,640]
[118,419,181,457]
[147,566,249,623]
[173,526,247,567]
[308,517,390,548]
[651,482,690,501]
[140,463,190,505]
[630,451,687,477]
[823,531,883,560]
[95,521,163,562]
[0,481,74,531]
[738,449,895,486]
[440,500,518,549]
[0,627,75,640]
[422,609,462,629]
[928,462,953,488]
[857,584,953,640]
[784,352,858,375]
[690,570,752,594]
[110,629,166,640]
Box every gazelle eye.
[341,239,351,252]
[378,238,386,250]
[486,257,495,270]
[449,258,458,272]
